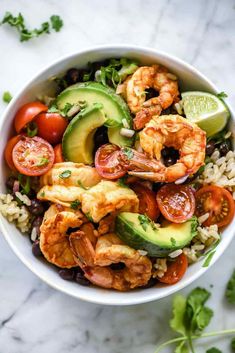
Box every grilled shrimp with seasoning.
[70,232,152,291]
[119,115,206,183]
[125,65,179,130]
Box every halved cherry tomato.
[95,144,126,179]
[158,254,188,285]
[157,184,195,223]
[14,101,47,133]
[12,136,54,176]
[54,144,65,163]
[131,183,159,221]
[34,112,68,145]
[195,185,235,228]
[4,135,22,171]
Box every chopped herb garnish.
[2,91,12,103]
[36,157,49,167]
[26,121,38,137]
[77,180,86,189]
[117,177,129,188]
[1,12,63,42]
[123,147,134,160]
[50,15,63,32]
[48,103,60,114]
[217,91,228,100]
[18,174,31,195]
[138,214,150,231]
[40,191,45,197]
[203,239,220,268]
[231,337,235,351]
[70,200,81,210]
[170,237,176,246]
[85,212,93,222]
[59,170,71,179]
[226,270,235,304]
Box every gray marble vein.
[0,0,235,352]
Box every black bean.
[28,199,44,216]
[206,140,216,156]
[141,277,158,289]
[6,176,16,191]
[32,240,42,257]
[219,141,231,156]
[65,68,80,85]
[74,270,90,286]
[59,268,76,281]
[32,216,43,229]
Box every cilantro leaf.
[231,337,235,351]
[36,157,49,167]
[1,11,63,42]
[59,170,71,179]
[175,341,189,353]
[122,147,134,160]
[2,91,12,103]
[217,91,228,100]
[170,295,187,336]
[206,348,222,353]
[18,174,31,195]
[50,15,63,32]
[117,177,129,188]
[26,121,38,137]
[225,270,235,304]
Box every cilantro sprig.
[155,287,235,353]
[2,91,12,103]
[225,270,235,304]
[1,12,63,42]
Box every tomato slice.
[131,183,159,221]
[95,144,126,179]
[4,135,22,171]
[156,184,195,223]
[195,185,235,228]
[54,144,64,163]
[158,254,188,285]
[34,112,68,145]
[14,101,48,133]
[12,136,54,176]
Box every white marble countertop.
[0,0,235,352]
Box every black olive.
[32,216,43,229]
[74,269,90,286]
[32,240,42,257]
[219,141,231,156]
[65,68,80,85]
[28,199,45,216]
[206,140,216,156]
[59,268,76,281]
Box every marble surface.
[0,0,235,352]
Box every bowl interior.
[0,46,234,305]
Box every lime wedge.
[181,91,230,137]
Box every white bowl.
[0,45,234,306]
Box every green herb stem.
[154,329,235,353]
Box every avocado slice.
[57,82,134,147]
[62,103,106,164]
[115,213,198,257]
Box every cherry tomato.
[12,136,54,176]
[195,185,235,228]
[158,254,188,285]
[131,183,159,221]
[156,184,195,223]
[95,144,126,179]
[14,101,47,133]
[4,135,22,171]
[54,144,64,163]
[34,112,68,145]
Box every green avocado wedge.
[115,212,198,257]
[62,103,106,164]
[57,81,134,147]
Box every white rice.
[198,213,210,224]
[152,258,167,278]
[15,191,31,206]
[198,149,235,198]
[138,249,148,256]
[0,193,31,233]
[168,249,183,258]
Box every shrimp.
[40,210,85,268]
[125,65,179,130]
[71,233,152,291]
[119,115,206,183]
